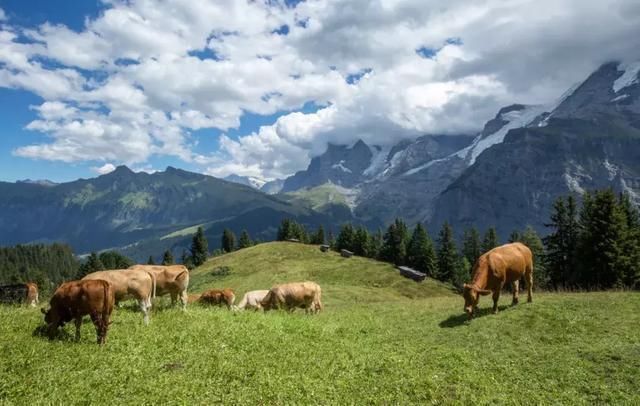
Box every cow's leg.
[89,312,103,344]
[180,290,188,311]
[512,280,520,305]
[526,268,533,303]
[170,293,178,307]
[74,317,83,341]
[139,299,150,325]
[492,290,500,314]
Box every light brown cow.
[463,242,533,319]
[82,269,155,324]
[41,279,115,345]
[261,282,323,314]
[25,283,39,307]
[129,264,189,310]
[198,288,235,309]
[0,282,39,307]
[236,290,269,311]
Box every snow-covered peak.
[223,174,267,189]
[613,61,640,93]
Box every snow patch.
[331,160,352,173]
[613,61,640,93]
[402,157,448,176]
[564,173,585,194]
[611,94,629,102]
[603,160,618,181]
[363,145,390,177]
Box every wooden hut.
[397,266,426,282]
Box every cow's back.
[129,265,189,296]
[82,269,151,301]
[485,243,532,284]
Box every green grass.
[1,243,639,404]
[279,183,352,211]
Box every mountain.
[280,60,640,236]
[0,166,351,260]
[223,174,267,190]
[431,60,640,236]
[16,179,58,187]
[260,178,285,194]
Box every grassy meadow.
[1,243,639,404]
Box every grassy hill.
[0,242,639,404]
[188,242,454,305]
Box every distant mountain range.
[2,60,639,256]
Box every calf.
[129,264,189,310]
[463,242,533,320]
[41,279,115,345]
[82,269,155,324]
[236,290,269,311]
[198,288,235,309]
[261,282,323,314]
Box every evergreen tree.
[147,255,155,265]
[380,219,410,266]
[452,257,472,291]
[508,231,522,243]
[482,227,499,253]
[436,222,459,282]
[544,195,579,289]
[370,229,383,259]
[335,223,355,252]
[519,226,548,289]
[221,229,236,253]
[353,227,371,257]
[311,226,325,245]
[180,249,194,270]
[277,219,292,241]
[162,250,174,265]
[190,226,209,267]
[461,227,481,266]
[407,224,437,276]
[616,193,640,288]
[327,230,336,249]
[99,251,134,269]
[77,252,105,278]
[238,230,252,249]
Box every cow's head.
[463,284,491,319]
[41,307,62,337]
[260,291,275,311]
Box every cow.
[261,282,323,314]
[235,290,269,311]
[82,269,155,324]
[41,279,115,345]
[463,242,533,320]
[198,288,235,309]
[129,264,189,310]
[0,283,39,307]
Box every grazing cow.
[82,269,155,324]
[198,288,235,309]
[129,264,189,310]
[463,242,533,319]
[261,282,323,314]
[236,290,269,311]
[0,283,39,307]
[41,279,115,345]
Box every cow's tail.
[315,285,323,313]
[148,271,157,300]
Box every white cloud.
[91,163,116,175]
[1,0,640,179]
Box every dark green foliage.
[380,219,410,266]
[238,230,252,250]
[461,227,481,266]
[222,229,236,253]
[369,229,383,260]
[276,219,308,243]
[327,230,335,249]
[335,224,355,252]
[436,222,459,282]
[147,256,155,265]
[162,250,174,266]
[311,226,325,245]
[352,227,372,257]
[77,252,105,278]
[99,251,134,269]
[544,196,579,288]
[508,231,521,243]
[0,243,78,293]
[452,257,471,291]
[406,224,436,277]
[482,227,499,253]
[181,249,194,270]
[190,227,209,267]
[516,226,549,289]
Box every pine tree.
[162,250,174,265]
[353,227,371,257]
[312,226,325,245]
[452,257,471,291]
[380,219,409,266]
[190,227,209,267]
[508,231,522,243]
[616,193,640,288]
[327,230,336,249]
[180,249,194,270]
[519,226,548,289]
[147,255,155,265]
[221,229,236,253]
[370,229,383,259]
[77,252,105,278]
[461,227,481,266]
[277,219,292,241]
[238,230,252,249]
[99,251,134,269]
[436,222,459,282]
[482,227,499,253]
[407,224,436,276]
[335,224,355,252]
[544,196,579,289]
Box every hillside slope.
[189,242,454,306]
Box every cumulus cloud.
[91,163,116,175]
[1,0,640,179]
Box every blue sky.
[1,0,638,183]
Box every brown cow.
[463,242,533,319]
[198,288,235,309]
[129,264,189,310]
[0,282,39,307]
[82,269,155,324]
[261,282,323,314]
[41,279,115,345]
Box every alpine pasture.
[1,242,639,404]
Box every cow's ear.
[477,289,492,296]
